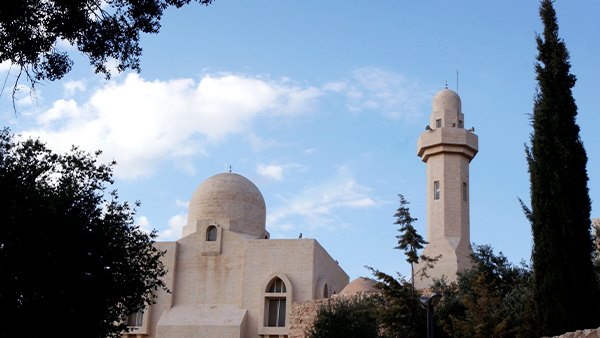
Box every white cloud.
[256,162,307,181]
[257,164,284,181]
[330,67,435,121]
[136,215,153,234]
[305,148,315,154]
[322,81,347,92]
[22,73,322,179]
[266,170,379,232]
[15,84,41,107]
[0,60,11,73]
[385,111,402,120]
[56,38,76,51]
[269,222,296,231]
[63,80,86,97]
[37,99,80,124]
[159,213,187,241]
[248,133,289,152]
[175,199,189,208]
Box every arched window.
[206,226,217,241]
[266,278,287,327]
[323,284,329,299]
[268,278,286,293]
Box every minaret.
[414,88,478,289]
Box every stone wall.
[288,298,330,338]
[542,328,600,338]
[288,292,379,338]
[289,294,600,338]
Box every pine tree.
[368,267,426,338]
[450,273,510,338]
[394,194,427,298]
[520,0,599,334]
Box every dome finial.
[445,81,448,89]
[229,165,232,173]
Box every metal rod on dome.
[456,70,460,127]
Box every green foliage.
[432,244,534,338]
[393,194,440,296]
[306,295,381,338]
[450,273,509,338]
[369,267,426,338]
[520,0,599,334]
[0,128,168,338]
[1,0,213,101]
[458,245,531,300]
[429,277,464,338]
[394,194,426,266]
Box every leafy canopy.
[0,0,213,101]
[432,244,533,338]
[306,294,381,338]
[0,128,168,338]
[369,267,426,338]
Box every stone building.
[414,88,479,289]
[124,172,348,338]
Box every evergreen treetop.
[394,194,426,267]
[521,0,598,334]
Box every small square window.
[434,181,440,200]
[436,119,441,128]
[127,309,144,327]
[463,182,467,201]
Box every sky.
[1,0,599,281]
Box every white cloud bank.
[16,67,433,180]
[323,67,435,121]
[256,162,307,182]
[136,213,187,241]
[160,213,187,241]
[0,60,11,73]
[136,215,153,233]
[267,169,379,232]
[257,164,284,181]
[23,73,321,179]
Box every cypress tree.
[521,0,599,335]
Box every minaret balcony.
[417,128,478,162]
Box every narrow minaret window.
[206,226,217,241]
[463,182,467,201]
[434,181,440,200]
[458,120,463,128]
[436,119,442,128]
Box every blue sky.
[2,0,599,281]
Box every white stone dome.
[432,89,461,114]
[339,278,380,295]
[187,173,266,237]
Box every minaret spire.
[414,88,478,288]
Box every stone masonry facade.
[542,328,600,338]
